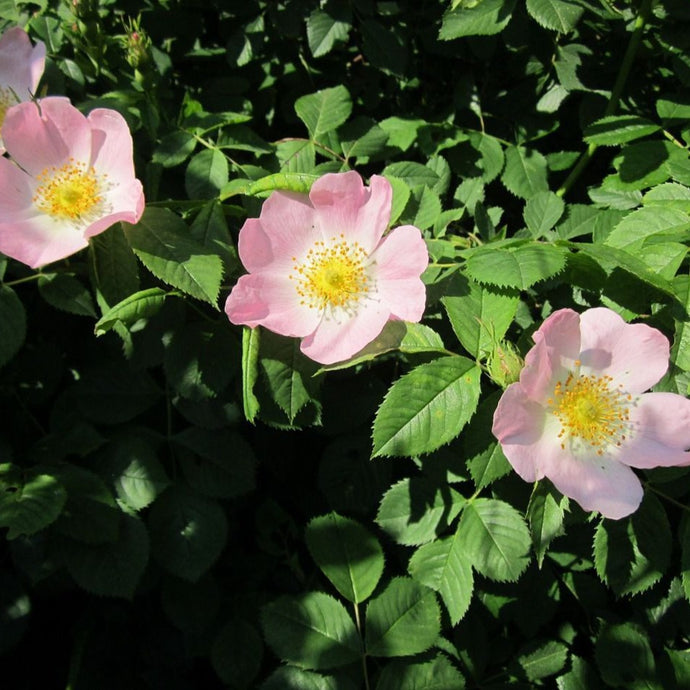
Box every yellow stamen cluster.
[548,363,633,455]
[290,234,371,313]
[0,86,18,128]
[32,158,105,222]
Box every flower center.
[290,235,372,313]
[33,158,106,222]
[0,86,19,129]
[549,365,634,454]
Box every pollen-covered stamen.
[548,367,634,455]
[32,158,108,222]
[290,234,372,313]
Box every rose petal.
[578,308,669,392]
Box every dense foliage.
[2,0,690,687]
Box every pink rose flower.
[225,171,428,365]
[0,26,46,153]
[492,307,690,520]
[0,97,145,268]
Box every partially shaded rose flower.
[492,307,690,519]
[225,171,428,364]
[0,26,45,152]
[0,97,145,268]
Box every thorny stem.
[556,0,656,198]
[354,602,371,690]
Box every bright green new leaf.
[603,206,690,251]
[372,356,481,458]
[408,528,474,624]
[245,172,319,197]
[526,0,583,32]
[376,477,465,547]
[60,512,149,599]
[440,0,517,39]
[642,182,690,212]
[261,591,360,670]
[0,285,26,369]
[295,86,352,140]
[123,206,223,306]
[305,512,384,603]
[94,287,170,336]
[457,498,531,581]
[464,242,567,289]
[365,577,441,657]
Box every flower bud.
[487,340,524,388]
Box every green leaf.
[189,200,239,274]
[457,498,531,581]
[340,117,389,164]
[442,273,519,358]
[526,0,583,32]
[152,130,197,168]
[244,172,319,197]
[305,512,384,604]
[320,321,447,372]
[94,287,170,336]
[604,206,690,251]
[556,656,601,690]
[576,242,677,300]
[295,86,352,140]
[464,242,567,289]
[242,327,261,423]
[517,640,569,681]
[595,624,657,689]
[259,331,321,423]
[440,0,517,39]
[408,528,474,624]
[0,468,67,539]
[0,285,26,369]
[382,161,440,190]
[185,148,229,199]
[149,486,228,581]
[365,577,440,657]
[672,275,690,373]
[211,619,263,688]
[261,591,360,670]
[527,481,566,568]
[89,224,140,309]
[376,478,465,547]
[642,182,690,212]
[523,191,565,238]
[173,426,256,499]
[657,95,690,124]
[376,655,466,689]
[102,435,170,511]
[307,7,351,58]
[262,667,351,690]
[372,357,481,458]
[583,115,660,146]
[123,206,223,306]
[501,145,549,199]
[414,186,443,231]
[59,512,149,599]
[556,204,600,240]
[38,273,96,317]
[593,493,671,596]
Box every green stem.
[556,0,655,197]
[3,273,42,287]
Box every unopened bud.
[487,341,523,388]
